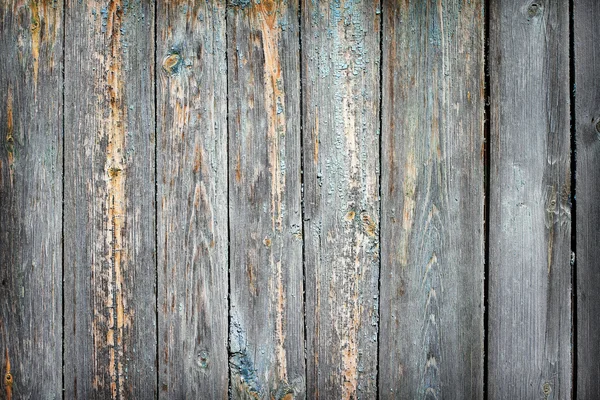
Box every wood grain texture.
[0,1,63,398]
[488,1,572,398]
[63,0,156,397]
[302,1,380,398]
[574,0,600,397]
[378,1,485,398]
[157,1,228,398]
[227,1,305,398]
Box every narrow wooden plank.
[302,1,380,397]
[0,1,63,398]
[157,1,228,398]
[63,0,156,397]
[575,0,600,397]
[378,1,485,398]
[227,1,305,398]
[488,1,572,398]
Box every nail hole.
[543,382,552,395]
[162,52,182,76]
[527,3,541,17]
[197,350,209,369]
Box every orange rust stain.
[235,151,242,182]
[253,0,290,382]
[193,183,201,209]
[173,100,190,135]
[30,0,41,90]
[361,212,376,237]
[4,349,12,400]
[345,211,356,221]
[247,263,257,296]
[5,88,14,187]
[193,144,202,174]
[250,0,286,234]
[99,1,129,397]
[246,1,293,382]
[480,139,485,162]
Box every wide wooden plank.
[63,0,156,397]
[302,1,380,397]
[378,1,485,398]
[227,1,305,398]
[0,1,63,398]
[488,1,572,398]
[574,0,600,397]
[157,1,228,398]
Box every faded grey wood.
[378,1,485,398]
[157,1,228,398]
[0,1,63,399]
[488,1,572,398]
[227,1,305,398]
[63,0,156,397]
[302,1,380,397]
[574,0,600,397]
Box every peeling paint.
[231,0,252,9]
[230,320,262,398]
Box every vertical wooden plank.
[302,1,380,397]
[0,1,63,398]
[378,1,485,398]
[575,0,600,397]
[157,1,228,398]
[63,0,156,397]
[228,1,305,398]
[488,1,572,398]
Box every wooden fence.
[0,0,596,398]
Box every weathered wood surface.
[157,1,229,398]
[0,0,592,398]
[0,1,63,398]
[63,0,157,397]
[379,1,485,398]
[302,1,381,398]
[227,1,305,398]
[488,1,572,399]
[574,0,600,398]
